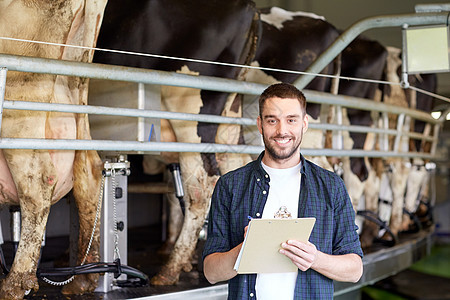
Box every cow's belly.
[0,150,19,204]
[160,66,203,143]
[1,107,76,204]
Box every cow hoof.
[0,288,25,300]
[0,272,38,300]
[182,262,193,273]
[150,273,178,286]
[61,273,99,295]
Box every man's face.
[257,97,308,167]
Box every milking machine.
[168,163,186,215]
[0,155,148,291]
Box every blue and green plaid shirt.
[203,152,363,299]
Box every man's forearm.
[203,244,242,284]
[313,252,363,283]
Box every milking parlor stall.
[0,1,450,300]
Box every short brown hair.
[258,83,307,117]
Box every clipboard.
[234,217,316,274]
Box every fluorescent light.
[431,111,442,119]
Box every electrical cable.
[36,259,149,287]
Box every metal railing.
[0,53,445,160]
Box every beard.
[261,129,302,161]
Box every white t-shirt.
[255,161,301,300]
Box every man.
[203,83,363,299]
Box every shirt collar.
[253,151,307,179]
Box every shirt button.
[257,178,260,182]
[262,190,267,195]
[256,213,261,217]
[250,293,254,297]
[265,174,268,178]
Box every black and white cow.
[375,47,437,243]
[242,7,341,171]
[93,0,260,285]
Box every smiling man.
[203,83,363,300]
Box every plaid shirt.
[203,152,363,299]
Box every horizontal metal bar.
[407,131,435,142]
[304,90,439,124]
[312,122,435,142]
[0,54,441,159]
[4,100,435,140]
[4,100,256,126]
[312,123,397,135]
[0,137,263,154]
[0,54,441,125]
[141,285,228,300]
[0,138,441,160]
[0,53,266,96]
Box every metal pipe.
[302,90,438,124]
[401,24,410,89]
[4,99,438,136]
[127,182,173,194]
[3,100,256,126]
[0,68,7,134]
[415,4,450,12]
[293,12,450,90]
[0,53,266,96]
[4,91,438,125]
[0,54,440,124]
[0,137,440,159]
[0,52,443,160]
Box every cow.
[402,72,436,232]
[242,6,340,171]
[376,47,437,241]
[93,0,260,285]
[337,35,388,248]
[0,0,107,299]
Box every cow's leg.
[360,165,382,249]
[402,160,427,231]
[215,93,252,174]
[151,152,218,285]
[342,156,366,213]
[61,149,102,295]
[388,160,410,237]
[158,191,184,255]
[0,151,55,300]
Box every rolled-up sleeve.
[202,177,231,260]
[332,177,364,258]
